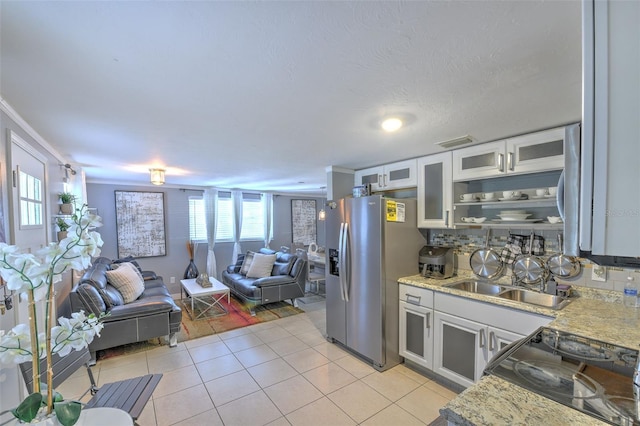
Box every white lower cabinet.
[398,286,552,388]
[399,285,434,369]
[433,312,522,388]
[431,292,551,389]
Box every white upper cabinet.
[582,0,640,258]
[452,141,504,181]
[354,159,417,191]
[417,152,452,228]
[453,127,565,181]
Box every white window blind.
[189,192,267,243]
[240,193,264,240]
[216,193,234,241]
[188,197,207,242]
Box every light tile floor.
[58,300,457,425]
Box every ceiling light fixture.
[149,168,165,185]
[381,117,403,132]
[318,186,327,221]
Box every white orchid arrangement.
[0,204,105,425]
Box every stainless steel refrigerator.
[325,195,425,371]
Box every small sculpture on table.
[196,273,212,288]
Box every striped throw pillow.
[106,263,145,303]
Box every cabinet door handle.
[378,174,383,187]
[383,174,387,187]
[445,210,450,227]
[498,153,505,172]
[425,312,431,329]
[489,331,495,351]
[479,329,486,348]
[508,152,514,171]
[406,294,421,305]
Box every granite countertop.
[398,273,640,425]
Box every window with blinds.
[240,193,264,240]
[189,192,265,243]
[188,197,207,242]
[216,193,233,241]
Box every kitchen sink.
[497,289,571,310]
[444,281,505,295]
[443,281,573,310]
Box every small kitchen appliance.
[485,326,639,425]
[419,246,454,279]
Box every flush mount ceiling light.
[149,168,165,185]
[381,117,403,132]
[435,135,475,149]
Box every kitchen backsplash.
[424,228,639,294]
[426,227,564,255]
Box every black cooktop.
[484,327,639,425]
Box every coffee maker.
[419,246,454,279]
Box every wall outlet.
[592,266,607,282]
[170,276,176,284]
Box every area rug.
[96,296,304,361]
[178,296,304,341]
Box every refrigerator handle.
[338,222,346,301]
[343,222,350,302]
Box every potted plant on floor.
[58,192,75,215]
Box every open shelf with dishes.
[453,170,563,229]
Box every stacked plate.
[497,210,531,221]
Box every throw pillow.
[112,262,145,283]
[240,251,255,275]
[106,263,145,303]
[246,253,277,278]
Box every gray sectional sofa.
[70,257,182,362]
[221,248,306,314]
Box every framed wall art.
[291,199,316,246]
[115,191,166,258]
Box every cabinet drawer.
[434,292,551,336]
[399,284,433,308]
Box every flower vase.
[184,259,199,279]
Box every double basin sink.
[443,280,571,310]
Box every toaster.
[419,246,454,279]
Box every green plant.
[56,217,70,232]
[0,205,104,424]
[58,192,75,204]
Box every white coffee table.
[180,277,230,320]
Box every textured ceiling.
[0,1,582,194]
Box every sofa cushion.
[272,252,295,276]
[103,284,125,306]
[240,251,256,275]
[246,253,277,278]
[106,263,145,303]
[112,256,143,273]
[289,258,305,278]
[80,262,115,307]
[74,283,107,316]
[230,254,245,273]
